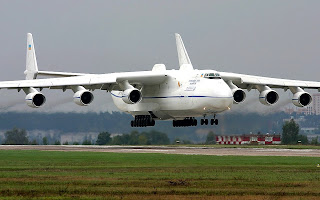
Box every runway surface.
[0,145,319,157]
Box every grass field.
[0,150,319,200]
[171,144,320,149]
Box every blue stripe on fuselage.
[111,93,232,99]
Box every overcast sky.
[0,0,319,113]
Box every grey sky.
[0,0,320,113]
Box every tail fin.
[24,33,38,80]
[175,33,193,71]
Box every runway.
[0,145,319,157]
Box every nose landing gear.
[201,115,218,126]
[211,118,218,125]
[200,118,208,125]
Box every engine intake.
[122,89,142,104]
[292,92,312,107]
[259,90,279,105]
[25,92,46,108]
[73,90,94,106]
[231,89,246,104]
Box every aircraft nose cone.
[216,81,233,110]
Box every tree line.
[1,119,319,145]
[1,128,171,145]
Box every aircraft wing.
[220,72,320,91]
[0,71,167,91]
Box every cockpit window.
[203,73,221,79]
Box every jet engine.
[73,90,94,106]
[226,80,246,104]
[231,89,246,104]
[259,89,279,105]
[292,92,312,107]
[25,92,46,108]
[122,88,142,104]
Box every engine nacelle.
[73,90,94,106]
[122,89,142,104]
[231,88,246,104]
[25,92,46,108]
[259,89,279,105]
[292,92,312,107]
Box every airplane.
[0,33,319,127]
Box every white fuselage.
[111,70,233,120]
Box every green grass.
[0,150,319,199]
[170,144,320,149]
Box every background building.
[284,93,320,115]
[216,134,281,145]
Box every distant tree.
[182,140,193,144]
[96,132,111,145]
[311,136,319,145]
[30,139,38,145]
[110,131,170,145]
[111,135,123,145]
[63,141,69,145]
[128,131,140,145]
[54,140,61,145]
[205,131,216,144]
[42,137,48,145]
[73,141,79,145]
[138,134,148,145]
[82,139,92,145]
[146,130,170,145]
[282,119,300,144]
[4,128,29,145]
[111,134,130,145]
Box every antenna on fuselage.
[175,33,194,71]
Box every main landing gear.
[173,117,197,127]
[131,115,155,127]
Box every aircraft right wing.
[0,71,168,91]
[220,71,320,91]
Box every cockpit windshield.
[203,73,221,79]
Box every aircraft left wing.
[220,72,320,91]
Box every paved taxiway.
[0,145,319,157]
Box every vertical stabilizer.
[24,33,38,80]
[175,33,193,71]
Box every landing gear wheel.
[201,119,204,125]
[210,119,214,125]
[215,119,218,125]
[193,119,197,126]
[204,119,208,125]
